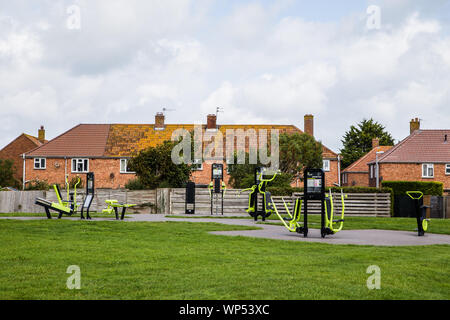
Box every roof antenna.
[216,106,224,117]
[162,107,176,116]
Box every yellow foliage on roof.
[104,123,336,158]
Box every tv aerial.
[216,106,224,117]
[162,107,176,115]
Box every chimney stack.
[372,138,380,149]
[38,126,45,142]
[155,112,165,130]
[410,118,420,134]
[207,114,217,130]
[304,114,314,136]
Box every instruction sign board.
[304,169,325,200]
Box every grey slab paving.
[1,214,449,246]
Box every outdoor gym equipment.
[185,181,196,214]
[80,172,95,220]
[267,168,346,238]
[406,191,430,236]
[208,163,226,215]
[102,200,137,220]
[35,175,81,219]
[241,167,277,221]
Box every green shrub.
[25,179,50,191]
[68,176,84,189]
[125,178,147,190]
[382,181,443,196]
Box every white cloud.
[0,1,449,153]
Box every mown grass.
[0,219,448,300]
[0,212,129,218]
[166,215,450,235]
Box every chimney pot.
[155,112,165,130]
[304,114,314,136]
[372,138,380,149]
[207,114,217,130]
[409,117,420,134]
[38,126,45,142]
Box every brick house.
[342,138,392,187]
[24,114,340,189]
[0,126,47,185]
[368,118,450,191]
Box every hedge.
[381,181,444,196]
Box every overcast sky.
[0,0,449,152]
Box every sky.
[0,0,449,153]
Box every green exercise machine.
[241,167,277,221]
[35,174,82,219]
[406,191,430,236]
[245,168,347,238]
[102,200,137,220]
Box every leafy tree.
[340,119,395,169]
[279,132,323,181]
[0,159,20,188]
[227,133,323,188]
[127,140,193,189]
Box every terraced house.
[24,114,340,189]
[367,119,450,192]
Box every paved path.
[1,214,450,246]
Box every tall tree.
[340,119,395,169]
[127,140,193,189]
[279,132,323,181]
[227,133,323,188]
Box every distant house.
[24,114,340,189]
[0,126,47,185]
[367,118,450,191]
[342,138,392,187]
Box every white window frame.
[370,165,374,179]
[422,163,434,178]
[34,158,46,170]
[192,159,203,171]
[445,164,450,175]
[120,159,135,174]
[72,158,89,173]
[323,160,330,172]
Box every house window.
[422,163,434,178]
[323,160,330,172]
[72,158,89,173]
[446,164,450,175]
[34,158,46,170]
[120,159,135,174]
[192,159,203,171]
[370,165,374,179]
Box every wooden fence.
[169,189,392,216]
[0,189,157,214]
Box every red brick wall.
[0,135,38,182]
[25,158,137,189]
[343,172,369,187]
[372,163,450,189]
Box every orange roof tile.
[26,123,339,159]
[343,146,393,173]
[369,130,450,164]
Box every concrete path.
[1,214,450,246]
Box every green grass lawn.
[0,219,448,300]
[0,212,129,218]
